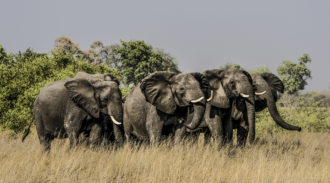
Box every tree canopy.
[249,66,271,74]
[277,54,312,94]
[113,40,179,85]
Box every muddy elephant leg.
[64,116,84,148]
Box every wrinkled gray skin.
[123,71,208,145]
[232,72,301,146]
[177,69,256,147]
[21,72,124,150]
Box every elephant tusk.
[239,93,249,98]
[255,91,266,95]
[191,96,204,103]
[110,115,122,125]
[207,90,213,102]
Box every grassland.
[0,130,328,183]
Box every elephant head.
[252,72,301,131]
[64,73,123,126]
[140,71,208,130]
[204,68,256,143]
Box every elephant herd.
[21,69,301,150]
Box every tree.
[113,40,179,85]
[277,53,312,94]
[53,36,81,56]
[220,63,242,70]
[0,45,13,65]
[249,66,271,74]
[88,41,121,67]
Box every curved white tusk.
[239,93,249,98]
[191,96,204,103]
[255,91,266,95]
[207,90,214,102]
[110,115,122,125]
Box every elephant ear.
[190,72,210,98]
[261,73,284,93]
[203,69,230,108]
[140,71,177,114]
[64,79,100,118]
[242,70,253,85]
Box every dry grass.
[0,131,329,183]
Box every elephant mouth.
[176,105,194,124]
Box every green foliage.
[277,54,312,94]
[249,66,271,74]
[113,40,179,85]
[220,63,242,70]
[0,45,13,65]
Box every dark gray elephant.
[21,72,124,150]
[232,72,301,146]
[178,68,256,146]
[123,71,208,145]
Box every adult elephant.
[178,68,256,146]
[123,71,209,145]
[232,72,302,146]
[21,72,124,150]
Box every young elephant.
[232,72,301,146]
[22,72,123,150]
[123,71,208,145]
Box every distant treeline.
[0,36,328,132]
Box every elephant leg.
[236,119,248,146]
[188,131,199,144]
[174,125,186,144]
[222,114,233,145]
[64,120,82,148]
[88,123,102,146]
[206,115,223,149]
[35,111,52,151]
[147,122,163,145]
[203,131,211,145]
[145,107,164,145]
[67,131,79,148]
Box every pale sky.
[1,0,329,91]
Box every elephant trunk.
[266,96,302,131]
[183,103,205,130]
[107,100,123,125]
[246,94,256,144]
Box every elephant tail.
[21,120,33,142]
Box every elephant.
[123,71,209,145]
[176,68,256,147]
[21,72,124,150]
[232,72,302,146]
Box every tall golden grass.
[0,131,329,183]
